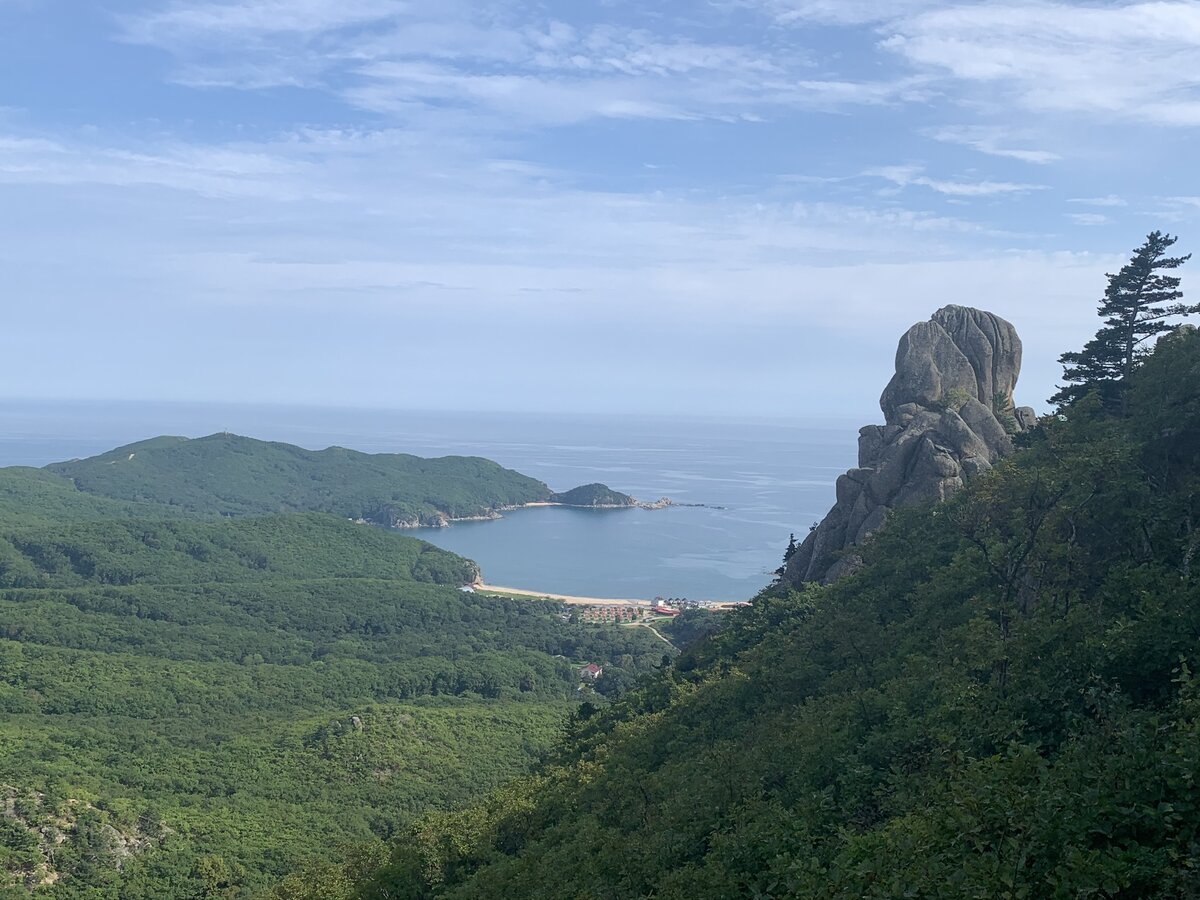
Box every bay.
[0,400,860,602]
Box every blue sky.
[2,0,1198,417]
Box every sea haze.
[0,400,860,602]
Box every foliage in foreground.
[337,328,1200,898]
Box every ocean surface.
[0,400,863,602]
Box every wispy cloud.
[344,63,700,124]
[883,2,1200,126]
[120,1,922,124]
[0,0,1188,413]
[747,0,945,26]
[0,132,318,200]
[927,125,1061,164]
[1066,212,1110,226]
[0,125,1012,269]
[122,0,407,41]
[1068,195,1127,207]
[865,164,1046,197]
[1157,196,1200,222]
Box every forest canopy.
[0,509,667,896]
[328,328,1200,898]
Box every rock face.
[783,305,1036,585]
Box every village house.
[579,604,642,623]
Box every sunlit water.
[0,400,861,602]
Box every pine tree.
[774,533,798,578]
[1051,231,1193,411]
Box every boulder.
[783,305,1030,585]
[880,306,1022,421]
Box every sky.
[1,0,1198,419]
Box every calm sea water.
[0,400,860,602]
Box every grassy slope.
[45,433,554,523]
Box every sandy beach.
[473,582,651,606]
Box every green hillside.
[0,513,477,589]
[330,328,1200,898]
[46,433,555,526]
[0,514,669,896]
[0,467,178,526]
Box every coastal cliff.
[784,305,1036,584]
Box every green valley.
[0,513,669,896]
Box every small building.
[579,663,604,681]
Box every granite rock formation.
[783,305,1036,585]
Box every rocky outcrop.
[783,305,1036,585]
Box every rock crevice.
[783,305,1035,585]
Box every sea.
[0,400,864,603]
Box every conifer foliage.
[1051,231,1193,410]
[773,532,798,577]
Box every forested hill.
[0,428,669,896]
[0,513,479,589]
[332,327,1200,898]
[0,513,671,895]
[45,433,554,526]
[548,483,637,507]
[0,466,178,525]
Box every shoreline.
[387,499,658,529]
[472,581,745,610]
[511,500,654,511]
[473,582,652,606]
